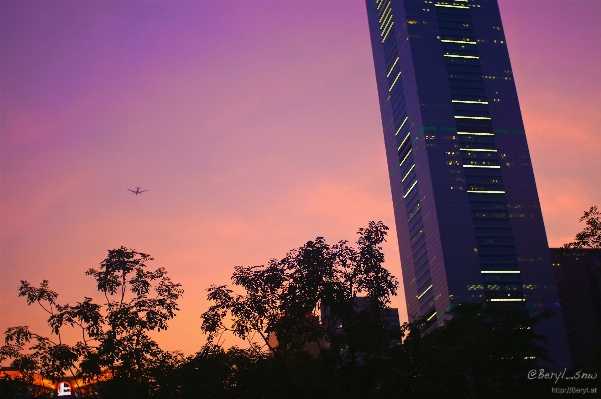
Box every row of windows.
[468,186,505,193]
[463,160,500,167]
[407,201,421,222]
[417,277,434,300]
[459,134,495,143]
[399,148,415,176]
[438,21,472,30]
[413,235,428,260]
[482,274,521,282]
[472,211,508,218]
[460,145,497,152]
[484,293,525,301]
[470,200,507,209]
[437,7,473,22]
[411,225,424,246]
[480,255,518,263]
[473,219,512,227]
[418,290,434,307]
[402,163,416,183]
[449,79,486,89]
[440,35,478,46]
[416,267,432,290]
[412,232,427,260]
[476,237,514,245]
[448,72,482,80]
[450,86,487,97]
[392,100,408,127]
[474,227,513,236]
[408,204,422,229]
[451,95,490,103]
[420,297,435,315]
[414,254,431,280]
[468,284,526,291]
[390,83,405,107]
[462,152,498,159]
[465,173,507,184]
[461,148,498,156]
[482,285,523,293]
[442,45,479,56]
[439,27,475,37]
[453,106,490,117]
[445,57,482,67]
[446,62,481,74]
[477,245,516,254]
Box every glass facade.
[366,0,570,367]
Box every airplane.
[128,187,148,195]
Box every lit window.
[481,271,520,274]
[444,54,480,59]
[454,116,492,120]
[403,180,418,198]
[389,70,402,91]
[460,148,497,152]
[457,132,494,136]
[400,148,412,166]
[490,298,525,302]
[452,100,488,104]
[402,164,416,182]
[396,117,409,135]
[440,39,475,45]
[387,57,399,77]
[463,165,500,169]
[417,284,432,299]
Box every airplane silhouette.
[128,187,148,195]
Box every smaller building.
[550,248,601,371]
[321,297,402,348]
[268,298,401,359]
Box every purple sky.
[1,0,600,355]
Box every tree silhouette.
[200,221,399,397]
[562,205,601,264]
[0,247,183,398]
[376,303,553,399]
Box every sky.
[1,0,600,356]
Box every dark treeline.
[2,216,600,398]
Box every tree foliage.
[0,247,184,397]
[200,221,398,396]
[561,205,601,369]
[197,222,558,398]
[170,302,555,399]
[562,206,601,256]
[375,303,554,399]
[1,228,569,398]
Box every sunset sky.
[1,0,600,356]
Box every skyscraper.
[365,0,570,367]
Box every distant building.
[551,248,601,371]
[267,313,328,357]
[364,0,570,368]
[267,300,400,362]
[321,297,401,345]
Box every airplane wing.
[128,189,135,193]
[140,190,148,193]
